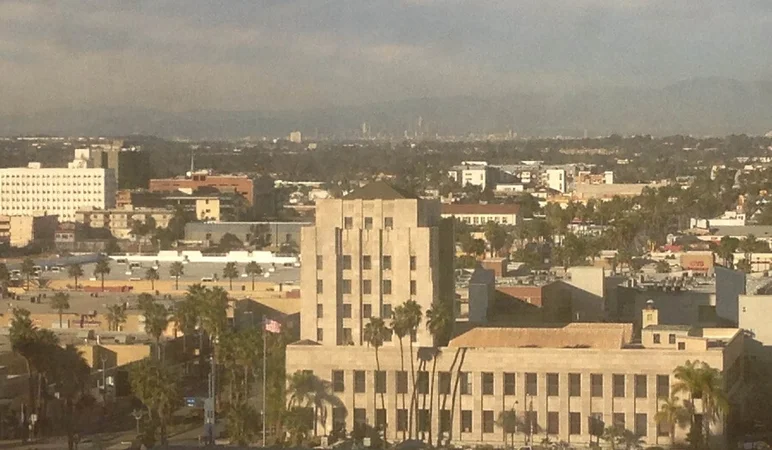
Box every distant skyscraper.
[289,131,302,143]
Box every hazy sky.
[1,0,771,114]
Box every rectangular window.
[440,410,451,433]
[333,407,346,430]
[657,375,670,399]
[613,374,625,398]
[316,255,323,270]
[332,370,345,392]
[316,279,323,294]
[397,371,408,394]
[461,410,472,433]
[410,256,416,270]
[410,280,417,295]
[504,372,516,395]
[418,409,429,433]
[526,373,537,396]
[363,304,372,318]
[653,333,661,344]
[635,413,647,437]
[439,372,451,395]
[317,304,323,318]
[383,279,392,295]
[547,411,559,435]
[547,373,559,397]
[635,375,648,398]
[364,217,373,229]
[342,304,352,318]
[363,279,372,294]
[568,373,581,397]
[613,413,625,428]
[341,328,352,345]
[342,255,352,270]
[482,372,494,395]
[354,370,366,393]
[591,374,603,397]
[483,410,495,433]
[376,409,386,427]
[382,304,392,318]
[460,372,472,395]
[354,408,366,425]
[342,279,352,294]
[375,371,386,394]
[417,371,429,394]
[384,217,393,229]
[678,342,686,350]
[669,333,676,344]
[382,255,392,270]
[316,328,323,342]
[344,217,353,229]
[569,412,581,435]
[363,255,372,270]
[397,409,408,432]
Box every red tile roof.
[442,203,521,215]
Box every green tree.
[363,317,389,414]
[105,303,127,332]
[496,409,520,449]
[21,257,35,290]
[93,259,111,291]
[140,298,169,361]
[425,299,453,446]
[145,267,159,291]
[222,262,239,290]
[655,395,690,446]
[602,424,625,450]
[226,401,260,446]
[391,305,411,439]
[172,297,199,355]
[655,260,671,274]
[714,236,740,267]
[0,263,8,294]
[50,292,71,329]
[673,360,729,448]
[286,370,334,437]
[245,261,263,291]
[169,261,184,290]
[219,233,244,252]
[129,359,180,447]
[50,345,92,450]
[736,259,752,274]
[67,264,84,289]
[402,300,422,438]
[484,221,509,257]
[620,429,645,450]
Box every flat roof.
[449,323,633,350]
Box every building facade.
[0,164,116,222]
[184,221,310,249]
[75,208,173,239]
[148,172,274,210]
[441,204,521,226]
[0,214,58,248]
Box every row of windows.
[317,279,416,296]
[343,216,394,230]
[318,303,399,320]
[457,215,512,225]
[328,370,671,399]
[652,333,678,344]
[336,408,657,437]
[317,255,416,271]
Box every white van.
[201,277,214,282]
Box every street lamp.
[131,409,144,434]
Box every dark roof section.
[645,324,693,332]
[344,181,415,200]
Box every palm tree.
[673,360,729,448]
[50,345,91,450]
[655,395,689,445]
[169,261,184,290]
[425,299,453,446]
[402,299,422,437]
[50,292,70,329]
[140,298,169,361]
[245,261,262,291]
[227,401,260,446]
[620,429,645,450]
[105,304,127,331]
[129,358,180,447]
[496,409,520,449]
[602,424,625,450]
[145,267,159,291]
[172,297,199,354]
[67,264,84,290]
[363,317,389,414]
[94,259,111,291]
[391,305,411,439]
[286,370,334,436]
[223,262,239,290]
[0,262,8,296]
[10,308,39,421]
[21,257,35,290]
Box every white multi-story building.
[0,163,116,222]
[545,168,567,193]
[448,161,497,189]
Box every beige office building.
[287,185,745,448]
[0,163,116,222]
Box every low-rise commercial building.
[0,214,58,247]
[75,208,173,240]
[184,221,309,249]
[442,204,521,226]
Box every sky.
[1,0,771,114]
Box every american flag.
[263,318,282,334]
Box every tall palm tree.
[105,304,127,331]
[698,363,729,446]
[67,264,84,290]
[140,298,170,361]
[655,395,689,445]
[129,358,180,447]
[145,267,159,291]
[50,345,91,450]
[50,292,71,329]
[425,299,453,446]
[286,370,334,435]
[222,262,239,290]
[363,317,389,414]
[93,259,111,291]
[391,305,411,439]
[245,261,262,291]
[169,261,184,290]
[21,257,35,290]
[10,308,40,422]
[172,297,199,354]
[402,299,422,437]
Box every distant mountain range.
[1,77,771,139]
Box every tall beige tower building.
[299,181,455,348]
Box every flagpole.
[262,316,267,448]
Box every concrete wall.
[715,266,746,325]
[739,295,772,345]
[108,250,297,265]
